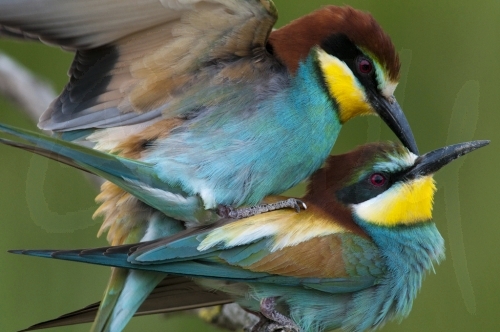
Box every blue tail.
[0,124,209,221]
[0,123,156,184]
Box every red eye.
[357,57,373,74]
[370,173,386,186]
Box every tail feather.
[19,302,100,331]
[91,268,127,332]
[0,125,177,214]
[19,276,232,331]
[7,249,55,259]
[0,124,154,182]
[10,248,135,270]
[11,246,273,280]
[0,124,213,223]
[0,138,93,174]
[103,270,165,332]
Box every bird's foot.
[217,198,306,219]
[248,297,300,332]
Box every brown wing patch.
[38,0,277,131]
[129,1,278,113]
[269,6,399,80]
[247,235,348,278]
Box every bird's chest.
[144,74,341,205]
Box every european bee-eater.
[12,140,489,332]
[0,2,417,221]
[0,2,418,330]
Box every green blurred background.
[0,0,498,331]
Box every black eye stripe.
[321,34,361,64]
[336,173,392,205]
[320,33,378,92]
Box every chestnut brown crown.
[269,6,400,81]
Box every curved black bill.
[375,96,419,155]
[404,140,490,180]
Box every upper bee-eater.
[12,140,489,332]
[0,1,417,221]
[1,2,417,331]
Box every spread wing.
[0,0,278,132]
[0,123,216,223]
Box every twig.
[195,303,260,331]
[0,52,55,124]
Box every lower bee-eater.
[12,140,488,332]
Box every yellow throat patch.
[353,176,437,226]
[316,49,375,123]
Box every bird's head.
[306,140,489,227]
[269,6,418,154]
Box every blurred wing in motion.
[0,0,278,135]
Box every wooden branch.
[195,303,260,331]
[0,51,261,332]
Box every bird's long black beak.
[373,96,419,155]
[403,140,490,180]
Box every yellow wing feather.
[199,197,350,252]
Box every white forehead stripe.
[373,151,418,173]
[382,82,398,98]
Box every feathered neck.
[355,217,445,321]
